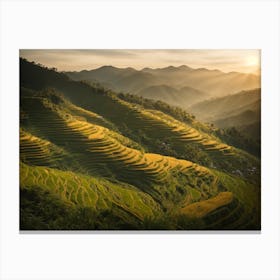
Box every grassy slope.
[20,90,221,207]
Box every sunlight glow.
[246,55,259,67]
[19,49,261,74]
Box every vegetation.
[118,92,261,158]
[189,88,261,153]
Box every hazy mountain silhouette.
[66,65,260,100]
[189,88,261,139]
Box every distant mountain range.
[188,88,261,139]
[65,65,260,102]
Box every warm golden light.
[19,49,261,74]
[246,55,259,67]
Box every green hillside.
[20,58,261,230]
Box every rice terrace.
[20,50,261,230]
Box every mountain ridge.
[64,64,260,98]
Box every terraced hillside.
[21,90,221,206]
[20,59,261,230]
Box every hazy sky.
[20,49,260,73]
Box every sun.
[246,55,259,67]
